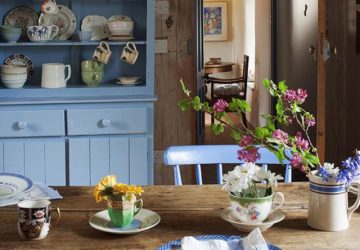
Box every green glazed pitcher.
[107,199,143,227]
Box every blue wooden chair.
[163,145,292,185]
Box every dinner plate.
[117,76,140,84]
[219,207,285,233]
[4,6,39,38]
[38,5,76,40]
[4,54,33,80]
[0,173,33,199]
[81,15,108,41]
[89,208,160,234]
[156,235,281,250]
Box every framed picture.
[203,2,228,41]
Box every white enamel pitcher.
[307,173,360,231]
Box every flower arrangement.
[222,162,283,198]
[178,79,360,185]
[93,175,143,203]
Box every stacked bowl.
[107,16,134,40]
[81,60,104,87]
[1,65,28,88]
[0,25,22,43]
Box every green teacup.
[81,71,104,87]
[81,60,104,72]
[107,199,143,227]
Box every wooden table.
[204,62,234,76]
[1,183,360,249]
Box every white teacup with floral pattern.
[229,188,284,223]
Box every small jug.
[120,42,139,65]
[307,173,360,231]
[41,0,59,15]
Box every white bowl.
[1,65,27,74]
[117,76,140,84]
[107,20,134,36]
[1,78,26,88]
[1,73,27,81]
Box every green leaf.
[180,79,191,97]
[304,153,320,165]
[268,147,285,165]
[263,79,271,89]
[214,111,226,120]
[267,119,275,132]
[255,127,270,139]
[177,99,191,111]
[228,98,251,113]
[210,124,224,135]
[278,80,288,94]
[231,129,242,142]
[192,96,202,111]
[276,99,284,116]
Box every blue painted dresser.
[0,0,155,186]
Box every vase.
[107,199,143,227]
[228,188,284,223]
[307,173,360,231]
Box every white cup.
[41,63,71,88]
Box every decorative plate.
[4,6,39,38]
[4,54,33,80]
[38,5,76,40]
[89,209,160,234]
[116,76,140,84]
[219,207,285,233]
[81,15,108,41]
[156,235,281,250]
[0,173,33,199]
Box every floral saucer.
[219,207,285,232]
[89,208,160,234]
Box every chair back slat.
[163,145,292,185]
[195,164,203,185]
[217,163,223,184]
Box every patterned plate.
[89,209,161,235]
[156,235,281,250]
[38,5,76,40]
[4,6,39,38]
[81,15,108,41]
[0,173,33,199]
[3,54,33,80]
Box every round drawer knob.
[17,121,28,129]
[101,119,112,127]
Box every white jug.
[41,63,71,88]
[307,173,360,231]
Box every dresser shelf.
[0,40,147,47]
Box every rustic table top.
[0,183,359,250]
[204,62,234,75]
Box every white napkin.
[180,228,268,250]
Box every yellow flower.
[93,175,117,203]
[114,183,144,196]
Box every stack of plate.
[116,76,141,85]
[0,173,33,200]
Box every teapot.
[41,0,59,15]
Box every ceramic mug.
[41,63,71,88]
[18,199,60,240]
[229,189,284,223]
[107,199,143,227]
[120,42,139,65]
[41,0,59,14]
[93,41,112,64]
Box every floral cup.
[17,199,60,240]
[229,188,284,223]
[107,199,143,227]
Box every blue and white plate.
[0,173,33,199]
[156,235,281,250]
[89,209,161,235]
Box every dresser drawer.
[0,110,65,138]
[67,108,147,135]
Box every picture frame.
[203,1,228,42]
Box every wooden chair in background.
[163,145,292,185]
[204,55,249,126]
